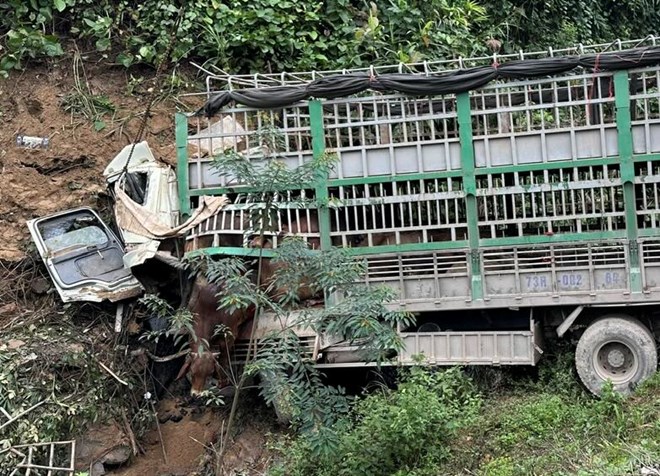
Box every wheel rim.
[593,341,638,384]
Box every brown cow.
[176,274,255,395]
[243,209,321,304]
[185,211,253,253]
[178,210,326,394]
[250,234,320,304]
[280,209,321,250]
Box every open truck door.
[27,207,143,303]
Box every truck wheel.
[575,316,657,396]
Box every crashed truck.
[32,38,660,396]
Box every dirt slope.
[0,57,188,262]
[0,57,279,476]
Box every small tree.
[205,119,414,467]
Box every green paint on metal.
[633,153,660,163]
[343,240,470,256]
[637,228,660,238]
[457,92,483,301]
[310,100,332,251]
[329,170,463,187]
[480,230,627,247]
[188,185,305,196]
[189,187,254,196]
[185,246,278,259]
[175,113,191,218]
[474,156,621,175]
[614,70,642,293]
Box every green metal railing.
[176,67,660,301]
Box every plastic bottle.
[16,135,49,149]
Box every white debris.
[188,115,245,156]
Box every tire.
[575,315,657,396]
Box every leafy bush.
[481,0,660,52]
[269,366,482,476]
[2,0,659,77]
[0,310,149,471]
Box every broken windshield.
[43,226,108,253]
[37,213,109,254]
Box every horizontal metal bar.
[480,230,627,247]
[633,153,660,162]
[185,247,279,258]
[474,156,621,175]
[340,190,465,206]
[199,37,655,87]
[328,170,464,186]
[189,186,310,196]
[344,241,469,255]
[637,228,660,237]
[476,178,621,196]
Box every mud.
[1,57,279,476]
[109,399,222,476]
[107,396,276,476]
[0,59,198,262]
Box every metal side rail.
[398,320,543,366]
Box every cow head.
[176,351,221,396]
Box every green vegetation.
[269,354,660,476]
[3,2,659,473]
[0,303,151,472]
[59,51,116,131]
[2,0,659,77]
[269,366,482,476]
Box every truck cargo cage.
[178,36,660,311]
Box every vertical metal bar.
[457,92,483,301]
[614,70,642,293]
[175,112,191,219]
[309,100,332,250]
[70,440,76,473]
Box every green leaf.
[93,120,106,131]
[116,52,133,68]
[95,37,111,52]
[53,0,66,12]
[0,55,17,71]
[138,45,154,61]
[42,38,64,57]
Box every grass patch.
[60,52,116,131]
[438,355,660,476]
[268,352,660,476]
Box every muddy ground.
[0,57,186,262]
[108,396,275,476]
[0,56,277,475]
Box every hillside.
[0,56,279,475]
[2,2,660,473]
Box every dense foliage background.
[1,0,659,76]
